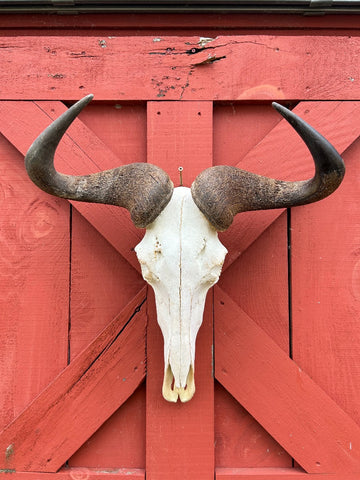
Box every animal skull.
[135,187,227,402]
[24,94,345,402]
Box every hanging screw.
[178,166,183,186]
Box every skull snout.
[163,363,195,403]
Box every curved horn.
[25,94,173,228]
[191,102,345,231]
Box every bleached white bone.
[135,187,227,402]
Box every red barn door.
[0,32,360,480]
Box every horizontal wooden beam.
[0,35,359,101]
[214,286,360,474]
[216,468,360,479]
[0,288,147,472]
[0,468,145,479]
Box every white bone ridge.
[135,187,227,402]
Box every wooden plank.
[0,132,70,428]
[219,100,360,271]
[214,104,289,465]
[0,288,147,472]
[0,100,143,271]
[68,103,146,469]
[216,213,291,468]
[291,136,360,425]
[0,468,145,479]
[216,467,360,479]
[146,290,214,480]
[146,101,214,480]
[0,35,359,100]
[214,286,360,474]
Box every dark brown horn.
[191,102,345,231]
[25,94,173,228]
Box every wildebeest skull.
[24,95,345,402]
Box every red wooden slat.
[146,101,214,480]
[216,468,360,480]
[0,288,147,472]
[216,214,291,468]
[0,100,142,271]
[2,469,145,479]
[0,133,70,427]
[291,138,360,425]
[214,286,360,474]
[220,100,360,270]
[0,36,359,100]
[68,104,146,469]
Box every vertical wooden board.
[76,101,147,164]
[68,209,145,468]
[215,382,290,468]
[146,101,214,480]
[146,290,214,480]
[68,102,146,468]
[147,101,213,185]
[69,209,144,358]
[216,213,291,468]
[213,103,283,168]
[69,383,146,469]
[291,137,360,426]
[0,133,69,428]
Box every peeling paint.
[198,37,216,47]
[5,444,14,462]
[48,73,65,79]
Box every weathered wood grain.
[0,100,143,271]
[216,213,291,468]
[0,36,359,100]
[0,133,70,427]
[0,288,147,472]
[291,136,360,425]
[146,101,214,480]
[0,469,145,479]
[68,104,146,469]
[215,286,360,474]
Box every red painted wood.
[3,469,145,479]
[291,136,360,425]
[216,467,360,479]
[219,100,360,271]
[67,103,146,468]
[146,101,214,480]
[0,100,142,271]
[0,36,359,100]
[147,101,213,185]
[214,286,360,474]
[0,289,146,472]
[216,213,291,468]
[0,132,70,427]
[146,290,214,480]
[213,103,283,168]
[69,384,146,469]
